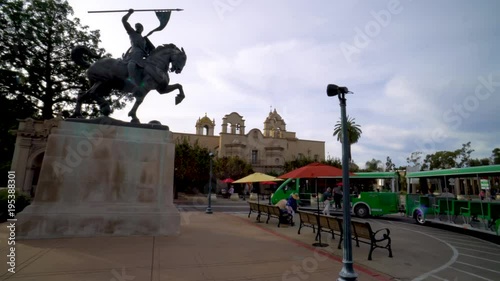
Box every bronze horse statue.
[70,43,187,123]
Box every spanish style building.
[10,109,325,196]
[174,109,325,172]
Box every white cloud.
[67,0,499,168]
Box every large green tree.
[0,0,128,119]
[213,156,253,181]
[0,0,132,185]
[174,138,212,195]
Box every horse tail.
[71,45,100,68]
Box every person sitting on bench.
[285,193,299,226]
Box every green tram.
[271,166,500,235]
[404,165,500,235]
[270,172,399,205]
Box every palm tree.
[333,115,362,161]
[365,158,383,171]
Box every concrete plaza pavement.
[0,211,391,281]
[2,199,498,281]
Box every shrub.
[0,189,31,222]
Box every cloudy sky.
[66,0,500,168]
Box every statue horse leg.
[71,81,111,118]
[71,92,86,118]
[90,89,111,116]
[158,83,185,105]
[127,93,147,123]
[71,82,99,118]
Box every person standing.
[322,187,333,215]
[333,184,343,210]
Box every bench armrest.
[373,228,391,242]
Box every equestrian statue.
[70,8,186,123]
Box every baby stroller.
[279,209,294,226]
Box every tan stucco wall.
[172,133,220,153]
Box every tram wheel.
[414,209,426,225]
[355,204,369,218]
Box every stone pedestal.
[17,117,180,239]
[230,193,240,201]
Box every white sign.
[480,179,490,190]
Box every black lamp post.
[327,84,358,281]
[206,152,214,214]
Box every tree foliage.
[323,156,342,169]
[385,156,396,171]
[421,150,458,170]
[469,158,491,167]
[213,156,253,181]
[332,115,362,144]
[282,155,344,174]
[0,94,37,186]
[406,151,423,167]
[492,148,500,165]
[365,158,383,172]
[283,157,316,173]
[332,115,362,161]
[421,142,477,170]
[455,142,474,168]
[0,0,129,119]
[174,137,212,193]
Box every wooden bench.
[297,212,393,260]
[247,202,289,227]
[247,202,260,221]
[265,204,289,227]
[297,211,344,249]
[350,220,393,260]
[297,211,317,234]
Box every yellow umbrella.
[234,173,284,205]
[233,172,284,183]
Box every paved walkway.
[0,212,392,281]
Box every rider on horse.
[122,9,156,92]
[70,9,186,123]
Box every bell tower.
[263,108,286,138]
[195,113,215,136]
